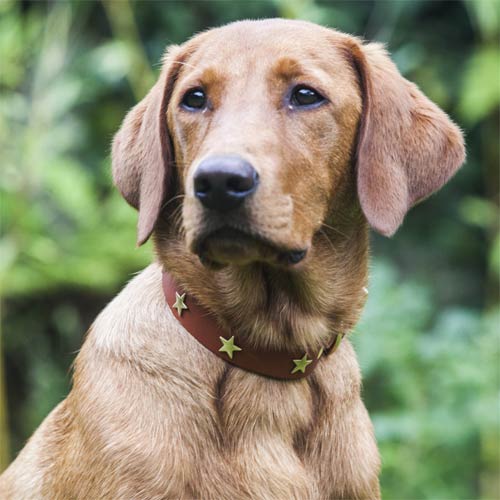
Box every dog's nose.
[193,156,259,211]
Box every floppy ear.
[348,41,465,236]
[111,45,184,246]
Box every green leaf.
[459,45,500,124]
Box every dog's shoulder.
[86,263,172,353]
[75,262,218,381]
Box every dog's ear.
[112,45,184,246]
[348,41,465,236]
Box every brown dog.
[0,19,464,499]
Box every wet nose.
[193,155,259,211]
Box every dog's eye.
[290,86,325,108]
[181,88,207,110]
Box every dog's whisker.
[321,222,349,240]
[167,204,184,226]
[319,228,338,256]
[170,60,199,70]
[161,193,186,211]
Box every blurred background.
[0,0,498,498]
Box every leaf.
[460,196,497,228]
[459,45,500,124]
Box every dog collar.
[162,271,343,380]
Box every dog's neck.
[155,219,369,353]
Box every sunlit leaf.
[459,45,500,124]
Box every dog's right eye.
[181,88,207,111]
[289,85,326,109]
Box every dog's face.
[112,19,464,268]
[169,22,362,268]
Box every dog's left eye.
[181,88,207,110]
[289,86,325,108]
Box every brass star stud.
[291,354,313,374]
[219,336,242,359]
[331,333,344,354]
[172,292,188,316]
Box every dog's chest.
[220,370,316,440]
[189,369,323,498]
[217,369,316,447]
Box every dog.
[0,19,464,499]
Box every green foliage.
[1,1,498,498]
[0,1,152,296]
[354,262,499,499]
[459,45,500,125]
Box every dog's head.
[112,19,464,269]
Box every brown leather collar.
[162,271,343,380]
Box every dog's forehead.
[184,19,348,75]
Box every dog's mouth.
[193,226,307,269]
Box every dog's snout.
[193,156,259,211]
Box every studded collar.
[162,271,343,380]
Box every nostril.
[194,176,210,195]
[226,171,258,193]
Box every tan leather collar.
[162,271,343,380]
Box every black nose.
[193,155,259,211]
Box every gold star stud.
[291,354,313,374]
[219,336,242,359]
[172,292,188,316]
[330,333,344,354]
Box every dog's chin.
[193,227,308,270]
